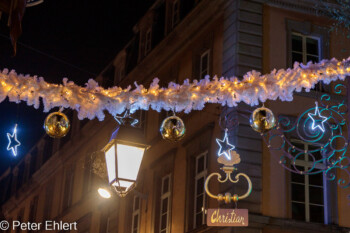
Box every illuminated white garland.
[1,57,350,120]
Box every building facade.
[1,0,350,233]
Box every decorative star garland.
[0,57,350,120]
[308,101,328,132]
[216,129,235,160]
[7,124,21,156]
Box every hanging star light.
[7,124,21,156]
[308,101,328,132]
[114,111,139,127]
[216,129,235,160]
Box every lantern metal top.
[102,126,150,153]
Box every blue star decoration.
[308,101,328,132]
[216,129,235,160]
[7,124,21,156]
[114,111,139,127]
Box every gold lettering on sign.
[207,209,248,227]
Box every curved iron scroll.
[204,166,252,203]
[263,84,350,189]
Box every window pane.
[196,194,204,212]
[309,172,323,186]
[309,186,323,205]
[196,213,203,226]
[197,156,204,174]
[161,214,167,230]
[291,172,304,184]
[162,177,169,194]
[306,38,319,55]
[133,215,138,229]
[292,52,303,63]
[201,55,208,73]
[311,152,322,161]
[307,55,319,63]
[196,177,204,194]
[310,205,324,223]
[292,183,305,202]
[292,35,302,52]
[292,202,305,221]
[162,197,168,214]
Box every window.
[62,164,75,211]
[82,153,93,195]
[145,28,152,55]
[291,32,320,65]
[16,163,25,191]
[194,152,207,228]
[30,148,38,177]
[29,196,39,232]
[44,179,55,220]
[151,151,174,233]
[131,195,141,233]
[5,218,11,233]
[43,137,54,163]
[289,27,326,92]
[290,140,326,223]
[159,174,171,233]
[200,50,210,79]
[16,208,24,233]
[172,0,180,28]
[77,213,92,233]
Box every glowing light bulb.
[98,188,111,199]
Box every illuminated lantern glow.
[102,126,150,197]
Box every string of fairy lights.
[0,57,349,121]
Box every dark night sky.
[0,0,154,173]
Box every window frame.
[290,139,328,223]
[172,0,180,28]
[291,32,321,65]
[159,174,172,233]
[131,195,141,233]
[193,151,208,228]
[62,164,75,211]
[199,50,210,79]
[145,28,152,56]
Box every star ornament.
[308,102,328,132]
[7,124,21,156]
[114,111,138,127]
[216,130,235,160]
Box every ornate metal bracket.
[204,150,252,203]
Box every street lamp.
[98,188,111,199]
[102,126,150,197]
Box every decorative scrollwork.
[205,168,252,203]
[204,150,252,204]
[263,84,350,188]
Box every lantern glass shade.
[102,126,149,197]
[105,144,116,183]
[117,144,145,182]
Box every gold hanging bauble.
[250,106,276,133]
[44,111,71,138]
[160,115,186,142]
